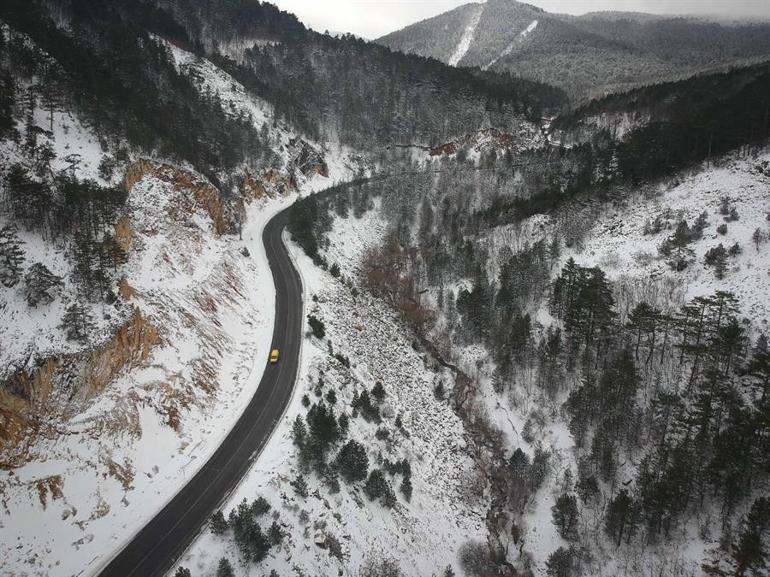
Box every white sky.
[271,0,770,39]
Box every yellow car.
[269,348,280,364]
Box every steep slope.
[318,146,770,577]
[378,0,770,98]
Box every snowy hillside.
[378,0,770,98]
[0,22,364,575]
[172,204,488,577]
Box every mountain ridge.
[378,0,770,98]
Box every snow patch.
[484,19,539,71]
[448,5,484,66]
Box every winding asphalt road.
[96,207,303,577]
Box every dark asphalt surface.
[96,207,303,577]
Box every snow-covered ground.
[0,169,283,577]
[566,152,770,329]
[173,202,488,577]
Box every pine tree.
[0,224,25,288]
[217,558,234,577]
[335,439,368,483]
[24,262,63,306]
[546,547,578,577]
[705,244,729,279]
[660,220,695,271]
[59,302,95,343]
[731,497,770,577]
[551,493,580,541]
[210,510,228,535]
[268,520,284,546]
[605,489,639,546]
[291,474,308,498]
[291,414,307,446]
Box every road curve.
[96,207,303,577]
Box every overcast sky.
[271,0,770,39]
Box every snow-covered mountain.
[378,0,770,98]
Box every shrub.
[308,314,326,339]
[334,352,351,368]
[717,223,728,235]
[458,541,497,577]
[359,556,403,577]
[400,476,413,502]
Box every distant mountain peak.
[377,1,770,99]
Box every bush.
[400,476,412,502]
[717,223,728,235]
[359,556,403,577]
[334,352,351,368]
[174,568,191,577]
[308,314,326,339]
[458,541,497,577]
[330,262,341,277]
